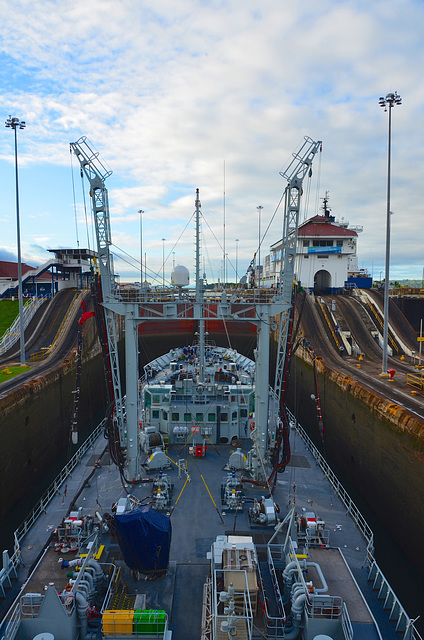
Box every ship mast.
[195,189,205,383]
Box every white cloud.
[0,0,423,280]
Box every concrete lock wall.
[286,350,424,574]
[0,317,108,521]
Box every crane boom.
[70,137,126,449]
[273,137,322,414]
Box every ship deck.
[0,425,406,640]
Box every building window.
[303,240,309,247]
[317,255,329,258]
[336,240,343,247]
[313,240,333,247]
[304,255,309,259]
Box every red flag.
[78,311,95,325]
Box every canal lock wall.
[0,314,110,522]
[286,343,424,575]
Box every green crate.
[133,609,166,635]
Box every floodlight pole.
[138,210,144,288]
[5,115,26,366]
[257,206,263,287]
[162,238,166,288]
[379,92,402,376]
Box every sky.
[0,0,423,286]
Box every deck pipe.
[306,561,328,593]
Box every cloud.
[0,248,17,262]
[0,0,423,281]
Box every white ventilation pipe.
[306,562,328,593]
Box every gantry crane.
[71,135,321,484]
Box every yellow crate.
[102,610,135,635]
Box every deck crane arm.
[272,137,322,464]
[70,137,126,455]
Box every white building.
[262,196,370,292]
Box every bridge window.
[221,413,228,422]
[208,412,216,421]
[152,410,159,419]
[196,413,204,422]
[172,412,179,421]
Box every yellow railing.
[406,372,424,391]
[28,291,85,362]
[318,299,342,348]
[366,301,398,354]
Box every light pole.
[162,238,166,288]
[235,238,239,286]
[257,205,263,287]
[5,115,26,366]
[379,91,402,376]
[138,210,144,288]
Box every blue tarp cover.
[114,506,172,574]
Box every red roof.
[0,261,35,278]
[298,215,357,238]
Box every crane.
[70,137,127,470]
[273,136,322,406]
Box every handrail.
[0,298,47,354]
[1,419,106,588]
[287,408,423,640]
[28,290,86,362]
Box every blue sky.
[1,0,424,285]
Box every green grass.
[0,300,20,339]
[0,364,30,383]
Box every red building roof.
[298,215,358,238]
[0,261,35,279]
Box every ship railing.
[286,408,374,550]
[117,286,278,305]
[10,419,106,567]
[367,559,423,640]
[266,545,286,617]
[0,545,63,640]
[306,594,343,619]
[212,568,253,640]
[288,409,424,640]
[101,610,170,638]
[341,603,354,640]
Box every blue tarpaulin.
[114,506,172,575]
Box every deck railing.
[287,408,423,640]
[0,418,106,604]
